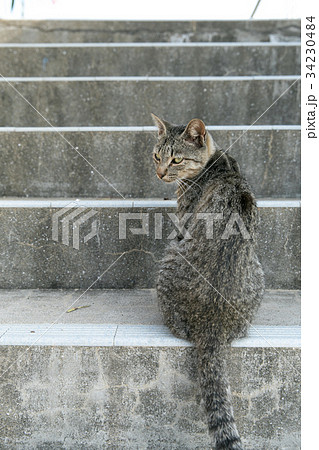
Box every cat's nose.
[157,167,167,179]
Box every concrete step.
[0,198,300,290]
[0,42,301,77]
[0,126,300,199]
[0,76,301,127]
[0,20,301,44]
[0,289,301,449]
[0,288,301,326]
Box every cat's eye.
[172,157,184,164]
[154,153,161,162]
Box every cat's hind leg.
[156,261,192,341]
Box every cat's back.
[179,158,258,236]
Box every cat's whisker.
[183,177,203,192]
[178,178,190,189]
[178,178,195,195]
[178,178,202,200]
[177,178,186,187]
[177,179,187,194]
[177,178,198,200]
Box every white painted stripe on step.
[231,326,301,348]
[206,125,302,131]
[257,200,301,208]
[0,199,300,208]
[131,199,301,209]
[132,200,177,208]
[0,324,300,348]
[0,42,301,48]
[0,125,302,133]
[0,75,301,82]
[0,324,118,347]
[0,199,135,208]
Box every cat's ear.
[182,119,206,147]
[151,113,170,138]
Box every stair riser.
[0,129,301,199]
[0,345,300,449]
[0,205,300,290]
[0,78,301,127]
[0,20,301,43]
[0,45,301,77]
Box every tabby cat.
[152,114,265,450]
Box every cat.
[152,114,265,450]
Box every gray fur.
[152,115,265,449]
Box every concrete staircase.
[0,20,301,449]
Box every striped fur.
[153,116,265,449]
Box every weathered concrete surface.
[0,78,301,127]
[0,289,301,326]
[0,128,301,199]
[0,345,300,449]
[0,202,300,289]
[0,44,301,77]
[0,20,301,44]
[0,20,301,449]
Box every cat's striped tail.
[197,342,243,450]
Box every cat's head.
[151,114,216,183]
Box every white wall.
[0,0,301,20]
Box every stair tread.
[1,75,301,80]
[0,289,300,326]
[0,42,302,47]
[0,197,301,207]
[0,125,301,130]
[0,289,300,347]
[0,323,301,348]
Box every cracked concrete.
[0,204,301,289]
[0,345,300,449]
[0,129,300,199]
[0,20,301,44]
